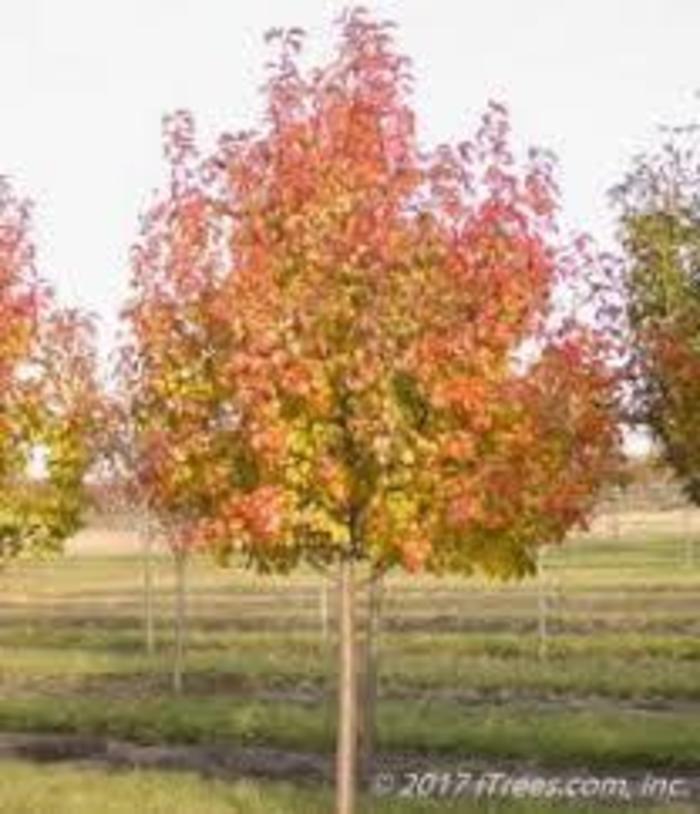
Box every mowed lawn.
[0,508,698,810]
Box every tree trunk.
[335,558,358,814]
[322,577,337,740]
[537,549,548,661]
[320,580,330,642]
[142,520,155,658]
[358,571,383,789]
[683,510,694,569]
[173,548,187,695]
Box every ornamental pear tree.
[120,110,238,691]
[122,11,622,812]
[613,126,700,504]
[0,178,99,564]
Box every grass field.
[2,759,697,814]
[0,507,697,811]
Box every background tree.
[0,178,99,565]
[613,126,700,505]
[123,11,622,812]
[120,110,237,691]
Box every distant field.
[0,504,698,810]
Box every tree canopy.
[0,178,99,564]
[614,127,700,504]
[122,10,622,577]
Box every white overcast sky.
[1,0,699,351]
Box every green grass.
[2,629,700,704]
[0,523,698,796]
[0,695,697,769]
[0,760,692,814]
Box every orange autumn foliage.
[123,10,622,577]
